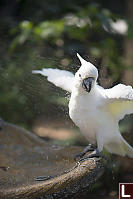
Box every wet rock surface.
[0,121,104,199]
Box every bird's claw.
[74,144,96,160]
[74,153,84,160]
[78,149,101,163]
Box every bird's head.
[75,53,98,93]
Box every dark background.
[0,0,133,198]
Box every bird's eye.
[79,74,81,77]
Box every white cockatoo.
[32,54,133,159]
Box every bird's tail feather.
[104,136,133,158]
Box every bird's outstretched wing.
[32,68,74,93]
[101,84,133,121]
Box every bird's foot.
[78,149,101,163]
[74,144,96,160]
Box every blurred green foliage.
[0,0,132,128]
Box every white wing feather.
[32,68,74,93]
[101,84,133,121]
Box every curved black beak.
[82,77,94,92]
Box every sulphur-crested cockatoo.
[32,54,133,159]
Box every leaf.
[34,20,64,39]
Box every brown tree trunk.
[123,0,133,85]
